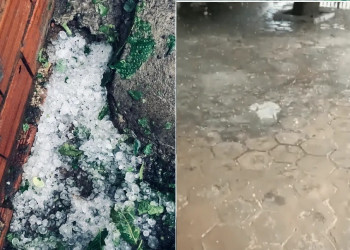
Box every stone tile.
[302,124,334,140]
[188,180,231,205]
[202,224,250,250]
[330,106,350,118]
[246,136,278,151]
[333,132,350,150]
[270,145,304,164]
[176,233,204,250]
[297,156,335,178]
[280,117,307,131]
[252,210,296,244]
[216,197,261,225]
[187,146,214,168]
[300,139,335,156]
[212,141,246,165]
[177,203,220,240]
[275,132,304,145]
[330,149,350,169]
[261,185,298,210]
[284,232,335,250]
[329,220,350,250]
[331,118,350,132]
[238,151,271,170]
[293,176,336,200]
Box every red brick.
[22,0,55,73]
[0,207,13,249]
[0,0,31,94]
[0,60,32,158]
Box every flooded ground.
[176,3,350,249]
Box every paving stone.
[187,146,214,168]
[202,224,250,250]
[252,210,296,244]
[330,150,350,169]
[300,138,335,156]
[284,232,335,250]
[245,136,278,151]
[329,220,350,250]
[330,106,350,118]
[297,156,335,177]
[280,117,308,131]
[216,197,260,225]
[177,203,219,240]
[294,176,336,200]
[238,151,271,170]
[275,132,303,145]
[212,141,246,161]
[333,132,350,150]
[270,145,303,164]
[331,118,350,132]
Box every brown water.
[177,3,350,249]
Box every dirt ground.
[177,3,350,249]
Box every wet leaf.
[33,177,45,188]
[99,24,118,43]
[124,0,136,12]
[138,118,151,135]
[62,23,72,36]
[64,77,69,83]
[58,143,83,158]
[84,45,91,55]
[98,104,109,120]
[133,139,141,155]
[165,122,172,130]
[166,34,175,55]
[22,123,30,132]
[36,73,43,79]
[128,90,142,101]
[111,206,141,246]
[98,3,109,16]
[143,143,152,155]
[37,49,49,67]
[87,229,108,250]
[139,163,144,181]
[19,179,30,193]
[137,201,164,216]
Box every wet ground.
[176,3,350,249]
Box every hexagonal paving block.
[330,150,350,169]
[333,132,350,150]
[280,117,307,131]
[275,132,303,145]
[216,197,261,225]
[269,145,303,164]
[297,155,335,178]
[252,210,296,244]
[202,224,250,250]
[212,141,246,161]
[301,138,335,156]
[330,106,350,118]
[237,151,271,170]
[177,203,219,239]
[245,136,277,151]
[187,146,214,167]
[293,176,336,200]
[284,232,335,250]
[329,219,350,250]
[331,118,350,132]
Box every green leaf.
[37,49,49,67]
[84,45,91,55]
[58,143,83,158]
[133,139,141,155]
[33,177,45,188]
[56,242,65,250]
[22,123,30,132]
[128,90,142,101]
[56,59,66,72]
[19,179,30,193]
[111,206,141,246]
[166,34,176,55]
[62,22,72,36]
[137,201,164,216]
[36,73,43,79]
[139,163,144,181]
[98,104,109,120]
[98,3,109,16]
[64,76,69,83]
[124,0,136,12]
[99,24,118,43]
[87,229,108,250]
[138,118,151,135]
[165,122,172,130]
[143,143,152,155]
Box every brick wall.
[0,0,54,247]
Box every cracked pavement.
[177,2,350,250]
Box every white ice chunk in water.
[249,101,281,122]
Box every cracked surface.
[177,2,350,250]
